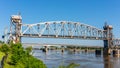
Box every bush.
[10,43,25,65]
[0,44,10,55]
[0,43,47,68]
[26,46,32,54]
[59,63,80,68]
[19,56,46,68]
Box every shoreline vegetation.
[0,43,46,68]
[0,42,81,68]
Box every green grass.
[4,62,24,68]
[0,51,5,60]
[4,63,14,68]
[0,52,13,68]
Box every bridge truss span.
[113,38,120,46]
[21,21,106,40]
[3,14,120,48]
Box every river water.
[33,50,120,68]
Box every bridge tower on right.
[103,22,113,55]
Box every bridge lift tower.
[10,13,22,43]
[103,22,113,55]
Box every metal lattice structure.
[113,39,120,46]
[3,14,120,47]
[21,21,105,40]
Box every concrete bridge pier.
[73,47,76,52]
[95,50,101,55]
[45,46,48,52]
[103,48,111,55]
[42,46,48,52]
[61,46,64,53]
[113,49,120,57]
[85,47,88,52]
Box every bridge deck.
[21,34,105,40]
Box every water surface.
[33,50,120,68]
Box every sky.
[0,0,120,46]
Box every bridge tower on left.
[10,13,22,43]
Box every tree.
[0,44,10,55]
[26,46,32,54]
[10,43,25,65]
[0,42,47,68]
[10,43,47,68]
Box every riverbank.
[0,43,47,68]
[0,52,5,60]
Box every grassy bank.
[0,52,5,60]
[0,43,46,68]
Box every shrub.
[0,44,10,55]
[0,42,47,68]
[26,46,32,54]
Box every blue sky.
[0,0,120,46]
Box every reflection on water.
[33,50,120,68]
[103,55,120,68]
[103,55,112,68]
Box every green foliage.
[0,52,5,60]
[15,62,25,68]
[10,43,25,65]
[59,63,80,68]
[26,46,32,53]
[66,63,80,68]
[19,56,46,68]
[0,44,10,55]
[9,43,46,68]
[0,42,47,68]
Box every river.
[33,50,120,68]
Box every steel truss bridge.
[3,14,120,47]
[22,21,105,40]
